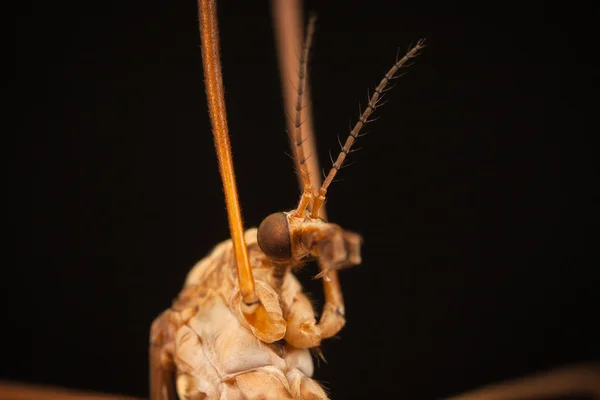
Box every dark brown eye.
[257,212,292,261]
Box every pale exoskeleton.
[146,1,600,400]
[149,0,424,399]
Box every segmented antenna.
[294,14,317,217]
[311,39,426,218]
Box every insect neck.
[270,264,288,291]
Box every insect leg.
[149,311,177,400]
[271,0,348,340]
[285,291,323,348]
[271,0,320,217]
[292,222,363,339]
[284,273,347,345]
[198,0,256,306]
[198,0,285,338]
[235,279,287,344]
[284,345,330,399]
[315,267,347,339]
[447,363,600,400]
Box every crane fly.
[147,1,600,400]
[149,0,423,398]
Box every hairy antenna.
[311,39,426,218]
[294,14,318,217]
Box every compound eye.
[257,212,292,261]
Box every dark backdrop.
[10,0,598,399]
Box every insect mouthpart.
[257,212,292,261]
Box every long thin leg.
[197,0,283,339]
[446,363,600,400]
[316,260,346,338]
[271,0,320,208]
[149,311,177,400]
[271,0,346,336]
[284,285,344,348]
[198,0,256,307]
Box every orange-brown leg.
[235,279,287,344]
[198,0,285,342]
[270,0,351,348]
[285,291,322,348]
[316,268,346,339]
[299,224,362,339]
[285,286,344,348]
[314,231,362,338]
[447,363,600,400]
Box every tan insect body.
[147,0,600,397]
[152,229,325,399]
[149,0,422,398]
[151,212,364,398]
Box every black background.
[10,0,598,399]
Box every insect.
[149,0,424,398]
